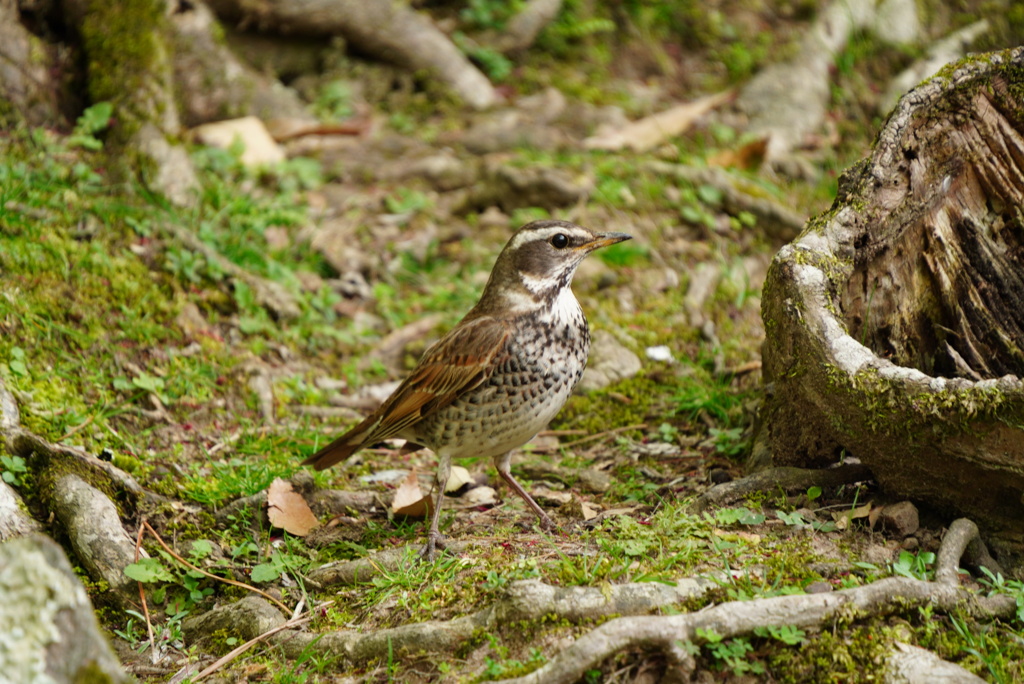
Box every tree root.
[0,377,39,540]
[184,571,723,663]
[7,428,153,502]
[493,0,564,54]
[0,376,162,605]
[691,463,874,512]
[492,519,1012,684]
[0,534,130,682]
[0,374,20,433]
[184,518,1014,678]
[0,481,41,541]
[48,474,144,607]
[208,0,498,109]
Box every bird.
[303,219,632,559]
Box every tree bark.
[0,0,61,126]
[758,46,1024,557]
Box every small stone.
[264,226,290,251]
[645,345,675,362]
[578,330,642,392]
[176,301,211,338]
[577,469,612,493]
[901,536,920,550]
[804,581,833,594]
[878,501,920,537]
[330,271,372,300]
[191,116,285,167]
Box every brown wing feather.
[303,316,511,470]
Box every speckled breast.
[412,305,590,459]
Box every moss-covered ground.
[4,2,1024,681]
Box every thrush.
[303,219,631,558]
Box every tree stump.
[758,47,1024,558]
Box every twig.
[57,412,98,442]
[539,424,647,452]
[191,611,319,682]
[58,396,133,442]
[135,523,158,663]
[141,520,290,614]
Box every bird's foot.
[418,531,447,562]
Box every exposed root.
[692,463,874,512]
[8,428,155,502]
[492,518,1013,684]
[0,375,20,432]
[183,517,1016,678]
[307,541,476,586]
[184,572,722,664]
[0,380,39,539]
[0,481,41,540]
[49,473,143,606]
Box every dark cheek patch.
[515,241,554,277]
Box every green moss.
[558,374,662,435]
[767,624,891,682]
[79,0,171,171]
[72,661,118,684]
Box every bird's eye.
[550,233,569,249]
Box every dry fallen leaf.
[392,469,432,518]
[584,90,734,152]
[444,465,473,493]
[707,137,770,170]
[578,498,599,521]
[833,501,874,531]
[714,528,762,543]
[267,478,319,536]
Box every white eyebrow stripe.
[508,226,591,250]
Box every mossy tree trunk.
[758,46,1024,557]
[61,0,201,204]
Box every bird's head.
[478,220,632,312]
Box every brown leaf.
[707,137,770,170]
[584,90,734,152]
[267,478,319,536]
[392,470,432,518]
[578,498,599,521]
[832,501,874,531]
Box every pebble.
[878,501,920,537]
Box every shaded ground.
[2,2,1024,682]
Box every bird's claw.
[419,531,447,562]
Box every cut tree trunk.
[758,47,1024,559]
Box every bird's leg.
[421,451,452,561]
[494,451,557,531]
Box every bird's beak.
[584,232,633,251]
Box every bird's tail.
[301,435,364,470]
